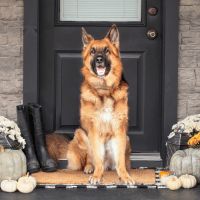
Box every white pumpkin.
[160,174,175,185]
[170,148,200,182]
[166,175,182,190]
[17,173,36,193]
[179,174,197,189]
[0,179,17,192]
[18,173,37,188]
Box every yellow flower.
[188,132,200,146]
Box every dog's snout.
[96,56,103,64]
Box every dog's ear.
[106,24,120,48]
[82,27,94,48]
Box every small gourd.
[0,178,17,192]
[17,173,37,193]
[160,175,174,185]
[18,173,37,187]
[179,174,197,189]
[159,171,173,185]
[166,175,182,190]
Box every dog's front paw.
[84,164,94,174]
[120,175,135,185]
[89,175,102,185]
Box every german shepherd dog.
[47,25,135,185]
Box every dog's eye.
[105,48,110,54]
[90,48,96,55]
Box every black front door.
[39,0,162,165]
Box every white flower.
[0,116,26,149]
[168,132,175,139]
[8,134,15,141]
[169,114,200,138]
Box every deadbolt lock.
[146,29,158,40]
[148,7,158,16]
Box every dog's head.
[81,25,122,85]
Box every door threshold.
[130,153,163,168]
[57,153,163,169]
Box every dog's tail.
[46,128,89,169]
[46,133,69,162]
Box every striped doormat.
[32,168,167,189]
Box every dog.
[47,25,134,185]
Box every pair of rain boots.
[17,103,57,173]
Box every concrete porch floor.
[0,187,200,200]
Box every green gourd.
[170,148,200,182]
[0,146,27,181]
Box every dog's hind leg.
[66,150,83,170]
[73,128,94,173]
[84,154,94,174]
[67,128,92,171]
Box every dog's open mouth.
[96,65,106,77]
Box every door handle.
[146,29,158,40]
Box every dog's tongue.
[96,67,106,76]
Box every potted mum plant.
[166,114,200,167]
[0,116,25,150]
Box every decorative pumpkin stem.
[0,145,5,153]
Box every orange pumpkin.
[159,171,172,178]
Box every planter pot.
[0,132,23,150]
[166,133,190,167]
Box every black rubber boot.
[28,103,57,172]
[16,105,40,173]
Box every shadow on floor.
[0,187,200,200]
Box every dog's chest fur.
[99,97,114,122]
[95,97,115,133]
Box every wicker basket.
[166,133,190,167]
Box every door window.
[60,0,142,22]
